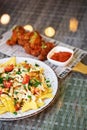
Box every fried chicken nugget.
[18,32,30,46]
[29,31,42,49]
[6,26,25,46]
[24,42,42,56]
[38,42,55,61]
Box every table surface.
[0,0,87,130]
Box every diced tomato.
[22,74,30,84]
[15,103,21,111]
[4,64,14,72]
[30,87,39,95]
[3,80,12,88]
[24,64,31,69]
[34,87,40,94]
[0,90,2,95]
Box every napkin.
[72,62,87,74]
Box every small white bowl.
[47,46,74,66]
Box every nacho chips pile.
[0,57,53,115]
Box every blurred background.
[0,0,87,50]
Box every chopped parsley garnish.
[0,77,3,84]
[27,95,31,99]
[14,91,18,95]
[28,85,31,90]
[13,111,17,115]
[35,63,39,67]
[41,43,47,49]
[16,71,22,74]
[29,79,41,87]
[46,79,51,87]
[23,85,26,89]
[22,69,27,72]
[14,99,18,105]
[0,57,53,115]
[47,84,51,87]
[5,75,10,80]
[24,60,28,63]
[28,68,30,72]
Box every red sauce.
[51,51,72,62]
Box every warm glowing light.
[44,27,55,37]
[0,14,10,25]
[24,25,33,31]
[69,17,78,32]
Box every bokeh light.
[24,25,33,31]
[44,26,55,37]
[0,14,11,25]
[69,17,78,32]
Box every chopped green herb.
[22,69,26,72]
[29,79,41,87]
[0,77,3,84]
[41,43,47,49]
[46,80,50,83]
[35,63,39,67]
[14,99,17,105]
[5,75,10,80]
[23,85,26,89]
[5,72,9,74]
[24,60,27,63]
[16,71,21,74]
[13,111,17,115]
[47,84,51,87]
[27,95,31,99]
[14,91,18,95]
[28,85,31,90]
[28,68,30,72]
[46,79,51,87]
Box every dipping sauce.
[51,51,72,62]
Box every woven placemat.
[0,76,87,130]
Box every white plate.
[0,57,58,121]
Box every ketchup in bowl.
[51,51,72,62]
[47,46,74,66]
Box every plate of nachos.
[0,57,58,120]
